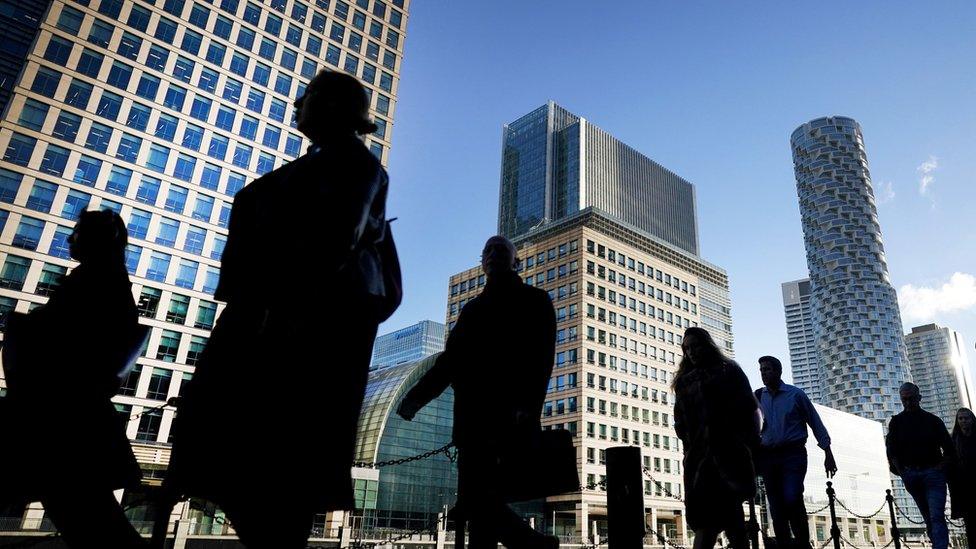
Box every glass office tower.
[498,101,699,255]
[790,116,911,421]
[0,0,409,525]
[781,278,822,403]
[370,319,445,371]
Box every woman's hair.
[73,209,128,264]
[952,407,976,439]
[304,70,378,135]
[672,327,727,390]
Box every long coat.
[167,135,389,511]
[673,359,759,529]
[404,271,556,501]
[1,261,141,500]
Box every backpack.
[375,217,402,322]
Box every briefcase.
[499,428,580,502]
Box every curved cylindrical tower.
[790,116,911,421]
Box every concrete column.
[576,502,589,540]
[679,511,689,545]
[436,512,446,549]
[649,507,658,538]
[172,519,191,549]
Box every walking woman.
[672,327,760,549]
[1,210,144,548]
[950,407,976,544]
[166,70,394,549]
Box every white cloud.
[876,180,895,204]
[899,272,976,322]
[917,155,938,195]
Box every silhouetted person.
[1,210,144,549]
[755,356,836,549]
[949,408,976,544]
[165,71,390,549]
[396,236,559,549]
[672,327,759,549]
[886,382,952,549]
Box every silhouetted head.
[899,382,921,412]
[673,327,726,389]
[480,236,518,281]
[69,210,128,265]
[294,70,377,143]
[954,407,976,438]
[759,355,783,388]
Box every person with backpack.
[755,356,836,549]
[163,70,400,549]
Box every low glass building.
[353,353,457,530]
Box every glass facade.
[0,0,410,521]
[369,319,445,371]
[904,324,974,427]
[498,101,699,255]
[354,354,457,530]
[790,116,910,421]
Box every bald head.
[481,235,518,280]
[900,382,921,411]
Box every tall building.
[790,116,911,421]
[0,1,49,114]
[0,0,409,526]
[497,101,699,255]
[370,319,445,371]
[447,207,733,541]
[905,323,974,427]
[781,278,821,402]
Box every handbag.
[498,428,580,502]
[374,217,402,323]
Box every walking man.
[397,235,559,549]
[756,356,836,549]
[887,382,953,549]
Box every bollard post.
[606,446,645,549]
[886,489,902,549]
[826,481,841,549]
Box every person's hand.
[824,448,838,478]
[397,398,421,421]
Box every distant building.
[370,320,446,371]
[781,278,821,403]
[905,323,974,427]
[497,101,699,255]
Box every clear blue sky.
[381,1,976,388]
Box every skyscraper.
[905,323,974,427]
[0,0,409,526]
[781,278,821,402]
[497,101,699,255]
[448,206,732,541]
[790,116,911,421]
[370,319,445,371]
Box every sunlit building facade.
[370,319,445,371]
[782,278,821,403]
[448,208,733,542]
[905,323,974,428]
[0,0,409,527]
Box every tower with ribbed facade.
[790,116,911,422]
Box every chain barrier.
[328,514,441,549]
[652,529,686,549]
[893,503,926,526]
[642,467,683,501]
[127,397,179,422]
[834,499,887,520]
[807,502,832,515]
[817,536,835,549]
[352,442,456,469]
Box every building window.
[137,286,162,318]
[0,255,31,290]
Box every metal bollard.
[825,481,841,549]
[747,498,760,549]
[886,489,902,549]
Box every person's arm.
[213,189,253,304]
[886,418,901,476]
[800,391,837,476]
[516,291,557,425]
[397,309,467,420]
[937,417,955,471]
